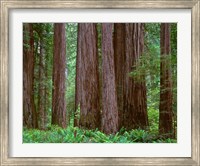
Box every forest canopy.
[23,23,177,143]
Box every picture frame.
[0,0,199,165]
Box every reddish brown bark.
[123,23,148,130]
[23,23,38,128]
[75,23,101,129]
[114,23,125,128]
[102,23,118,134]
[159,23,173,137]
[114,23,126,129]
[52,23,67,128]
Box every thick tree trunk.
[114,23,126,129]
[159,23,173,137]
[75,23,101,129]
[123,23,148,130]
[23,23,38,128]
[52,23,67,128]
[102,23,118,134]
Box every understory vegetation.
[23,107,176,143]
[24,119,176,144]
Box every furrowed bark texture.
[123,23,148,130]
[75,23,101,129]
[114,23,126,129]
[102,23,118,134]
[159,23,173,137]
[52,23,67,128]
[23,23,38,128]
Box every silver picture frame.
[0,0,199,165]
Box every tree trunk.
[52,23,67,128]
[38,36,46,130]
[114,23,126,129]
[123,23,148,130]
[102,23,118,134]
[23,23,38,128]
[75,23,101,129]
[159,23,173,137]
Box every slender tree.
[123,23,148,130]
[52,23,67,128]
[159,23,173,137]
[23,23,38,128]
[75,23,101,129]
[38,32,46,130]
[114,23,126,129]
[102,23,118,134]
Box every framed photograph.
[0,0,199,165]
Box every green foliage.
[23,125,176,143]
[74,104,80,122]
[148,107,159,134]
[66,23,78,126]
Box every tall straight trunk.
[74,24,81,127]
[23,23,38,128]
[52,23,67,128]
[123,23,148,130]
[75,23,101,129]
[102,23,118,134]
[38,36,46,130]
[159,23,173,137]
[114,23,126,129]
[44,49,49,128]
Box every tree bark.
[123,23,148,130]
[75,23,101,129]
[102,23,118,134]
[52,23,67,128]
[159,23,173,137]
[23,23,38,128]
[114,23,126,129]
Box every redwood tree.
[114,23,126,129]
[102,23,118,134]
[159,23,173,137]
[123,23,148,130]
[38,34,46,130]
[52,23,67,128]
[75,23,101,129]
[23,23,38,128]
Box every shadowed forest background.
[23,23,177,143]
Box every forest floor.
[23,108,176,143]
[23,125,176,143]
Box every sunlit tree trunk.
[52,23,67,128]
[23,23,38,128]
[75,23,101,129]
[102,23,118,134]
[123,23,148,130]
[159,23,173,137]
